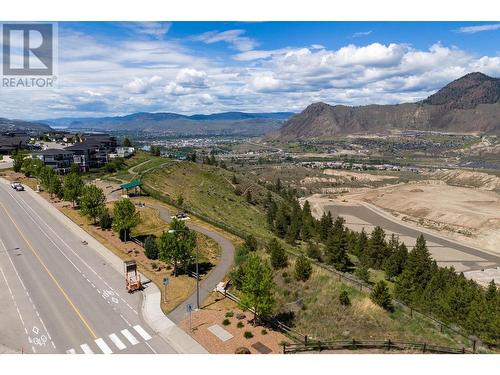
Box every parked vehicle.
[10,181,21,189]
[15,184,24,191]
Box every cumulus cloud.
[456,23,500,34]
[191,29,257,51]
[2,27,500,119]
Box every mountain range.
[41,111,294,136]
[0,118,51,133]
[272,72,500,140]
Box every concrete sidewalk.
[1,178,207,354]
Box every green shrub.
[261,329,268,335]
[243,331,253,339]
[237,321,244,328]
[222,319,231,326]
[339,290,351,306]
[225,311,234,318]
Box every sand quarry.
[305,172,500,256]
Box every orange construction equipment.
[124,260,142,293]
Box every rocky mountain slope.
[0,118,51,133]
[273,72,500,139]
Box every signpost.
[186,303,193,331]
[162,277,169,303]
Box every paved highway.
[0,180,176,354]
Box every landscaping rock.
[236,313,246,320]
[235,347,251,354]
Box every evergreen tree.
[353,228,368,258]
[365,226,389,269]
[371,280,393,311]
[355,264,371,283]
[485,280,497,302]
[306,241,322,262]
[318,211,333,241]
[144,236,159,260]
[383,243,408,280]
[339,290,351,306]
[394,234,434,304]
[325,230,350,272]
[240,235,257,252]
[294,254,312,282]
[270,240,288,269]
[273,204,288,238]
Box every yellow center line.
[0,202,97,339]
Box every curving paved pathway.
[146,203,235,323]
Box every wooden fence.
[282,339,469,354]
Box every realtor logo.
[1,23,57,88]
[2,23,53,75]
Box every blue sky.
[2,21,500,119]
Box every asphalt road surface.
[326,203,500,272]
[146,204,235,323]
[0,181,176,354]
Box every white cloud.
[352,31,372,38]
[120,22,172,39]
[456,23,500,34]
[192,29,257,51]
[1,27,500,119]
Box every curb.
[1,178,208,354]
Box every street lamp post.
[168,227,200,310]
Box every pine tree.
[294,254,312,282]
[353,228,368,258]
[318,211,333,241]
[365,226,389,269]
[383,243,408,280]
[325,230,350,272]
[339,290,351,306]
[485,280,497,301]
[270,240,288,269]
[371,280,393,311]
[355,263,370,283]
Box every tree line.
[262,186,499,347]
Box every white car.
[11,181,21,189]
[15,184,24,191]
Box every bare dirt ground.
[426,169,500,191]
[349,181,500,254]
[304,179,500,256]
[323,169,398,182]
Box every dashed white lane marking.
[80,344,93,354]
[108,334,126,351]
[95,338,113,354]
[66,348,76,354]
[133,325,152,341]
[11,189,139,316]
[120,329,139,346]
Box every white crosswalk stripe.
[66,325,152,354]
[121,329,139,346]
[109,333,127,350]
[95,338,113,354]
[133,325,152,341]
[80,344,94,354]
